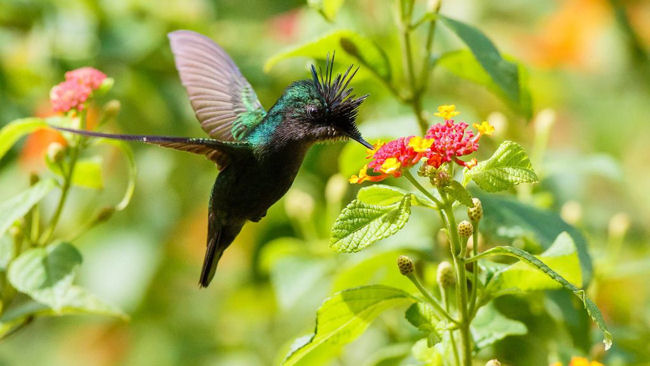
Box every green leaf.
[7,242,124,318]
[0,118,48,160]
[469,241,612,350]
[465,141,538,192]
[438,50,532,118]
[265,30,391,81]
[307,0,345,21]
[283,285,415,366]
[470,303,527,349]
[438,15,520,107]
[405,302,437,331]
[442,181,473,207]
[486,232,582,296]
[357,184,436,208]
[72,158,103,189]
[330,194,412,252]
[0,179,57,239]
[474,191,593,285]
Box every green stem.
[407,273,458,325]
[442,284,461,366]
[39,110,86,245]
[441,200,472,365]
[403,170,442,207]
[397,0,428,134]
[468,223,480,316]
[417,0,441,95]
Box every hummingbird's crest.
[310,53,367,124]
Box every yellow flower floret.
[474,121,495,136]
[366,141,385,159]
[380,157,401,175]
[434,104,460,120]
[407,136,434,152]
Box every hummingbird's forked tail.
[199,220,244,287]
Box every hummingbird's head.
[280,54,371,149]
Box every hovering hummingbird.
[56,30,371,287]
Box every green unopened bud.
[95,207,115,223]
[397,255,414,275]
[97,77,114,95]
[466,233,485,254]
[9,225,23,241]
[418,164,437,177]
[103,99,121,119]
[431,170,450,187]
[467,198,483,222]
[457,220,473,238]
[46,142,66,163]
[485,360,501,366]
[437,261,455,288]
[29,171,40,185]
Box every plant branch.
[403,169,442,207]
[407,273,458,325]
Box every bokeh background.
[0,0,649,365]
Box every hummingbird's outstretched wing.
[168,30,266,142]
[54,127,250,170]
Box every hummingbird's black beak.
[353,135,374,150]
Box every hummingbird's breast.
[210,142,309,223]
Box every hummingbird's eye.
[306,105,318,117]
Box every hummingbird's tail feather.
[51,126,248,168]
[199,219,244,288]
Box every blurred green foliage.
[0,0,649,365]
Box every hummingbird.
[55,30,371,287]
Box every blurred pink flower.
[50,80,91,113]
[65,67,107,89]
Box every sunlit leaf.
[7,242,125,318]
[0,179,57,239]
[474,192,593,284]
[486,232,582,296]
[470,302,527,349]
[330,194,412,252]
[438,15,520,108]
[308,0,345,21]
[469,237,612,350]
[465,141,538,192]
[265,30,391,81]
[283,285,415,365]
[357,184,436,208]
[0,118,48,160]
[438,50,532,118]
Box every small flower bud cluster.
[397,255,414,275]
[457,220,473,238]
[47,142,66,163]
[485,360,501,366]
[467,198,482,222]
[437,261,455,288]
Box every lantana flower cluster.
[50,67,107,113]
[350,105,494,184]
